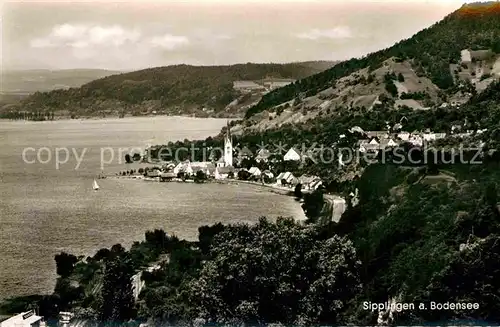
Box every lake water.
[0,116,305,300]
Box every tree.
[385,80,398,97]
[98,255,135,323]
[145,229,169,251]
[125,154,132,163]
[238,169,251,181]
[195,170,207,183]
[53,278,84,311]
[187,217,362,325]
[302,190,325,224]
[240,158,257,170]
[294,183,303,199]
[93,248,111,261]
[397,73,405,82]
[411,235,500,323]
[198,223,226,255]
[54,252,79,277]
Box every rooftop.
[0,311,42,327]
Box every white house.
[380,138,398,149]
[461,49,472,64]
[369,138,380,146]
[216,157,225,168]
[184,163,194,175]
[276,172,296,186]
[423,133,437,141]
[214,166,235,180]
[174,161,215,176]
[397,132,411,141]
[248,167,262,177]
[408,135,423,147]
[255,149,271,162]
[0,311,44,327]
[162,162,176,171]
[262,170,274,179]
[284,147,301,161]
[298,175,323,191]
[388,139,398,147]
[191,162,216,177]
[173,162,187,175]
[358,139,377,153]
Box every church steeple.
[223,120,233,167]
[226,120,231,141]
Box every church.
[217,121,233,167]
[168,121,234,180]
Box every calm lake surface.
[0,116,305,300]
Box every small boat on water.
[93,179,100,191]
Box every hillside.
[0,69,121,104]
[0,61,337,119]
[240,2,500,131]
[130,77,500,327]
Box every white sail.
[93,179,99,190]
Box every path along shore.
[105,174,301,196]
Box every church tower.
[224,121,233,167]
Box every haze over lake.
[0,116,305,300]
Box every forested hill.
[1,61,337,119]
[244,1,500,121]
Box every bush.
[194,170,207,183]
[385,80,398,97]
[54,252,79,277]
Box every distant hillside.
[0,69,121,99]
[242,2,500,129]
[1,61,337,119]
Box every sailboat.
[92,179,100,191]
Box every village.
[116,116,486,189]
[115,121,325,193]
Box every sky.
[1,0,474,71]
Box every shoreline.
[0,113,243,122]
[214,178,304,196]
[107,174,301,197]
